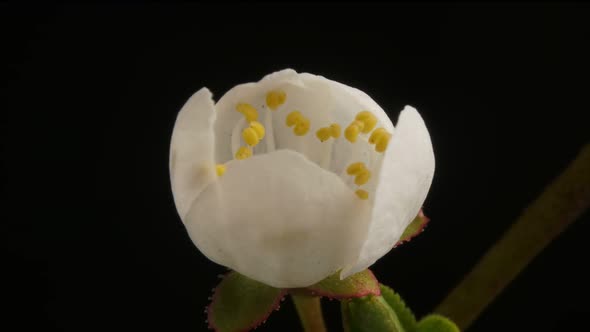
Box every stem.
[341,300,352,332]
[436,144,590,329]
[292,294,327,332]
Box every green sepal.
[380,284,417,331]
[207,271,286,332]
[397,209,429,246]
[344,295,405,332]
[341,300,361,332]
[416,314,460,332]
[302,269,380,299]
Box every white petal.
[214,69,337,168]
[299,73,395,176]
[268,77,335,166]
[184,149,372,288]
[213,69,300,163]
[341,106,435,278]
[299,72,394,132]
[169,88,217,221]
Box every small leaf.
[207,271,286,332]
[303,269,380,299]
[397,209,429,246]
[416,314,460,332]
[346,295,405,332]
[380,284,417,332]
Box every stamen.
[369,128,388,144]
[354,169,371,186]
[346,162,367,175]
[249,121,265,140]
[375,133,391,153]
[231,118,247,157]
[329,123,341,138]
[236,103,258,122]
[352,120,365,131]
[316,127,332,142]
[266,90,287,111]
[242,127,260,146]
[345,121,364,142]
[264,111,276,152]
[286,111,310,136]
[355,111,377,133]
[216,164,226,176]
[293,118,310,136]
[355,189,369,200]
[320,135,334,170]
[235,146,252,160]
[368,127,392,153]
[286,111,303,127]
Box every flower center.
[217,89,392,200]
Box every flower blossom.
[169,69,434,288]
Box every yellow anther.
[316,127,332,142]
[242,127,260,146]
[235,146,252,160]
[346,162,367,175]
[330,123,341,138]
[356,111,373,121]
[249,121,265,140]
[344,125,359,142]
[369,127,392,153]
[293,118,310,136]
[236,103,259,122]
[355,111,377,133]
[369,128,388,144]
[354,169,371,186]
[375,133,392,153]
[355,189,369,200]
[216,164,226,177]
[286,111,303,127]
[345,121,364,143]
[352,120,365,131]
[266,90,287,111]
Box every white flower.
[169,69,434,288]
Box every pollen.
[375,133,391,153]
[329,123,341,138]
[286,111,310,136]
[235,146,252,160]
[355,189,369,200]
[355,111,377,133]
[316,127,332,142]
[249,121,265,140]
[236,103,258,122]
[293,117,310,136]
[369,127,392,153]
[286,111,303,127]
[242,127,260,146]
[369,128,388,144]
[216,164,226,177]
[354,169,371,186]
[316,123,341,142]
[345,121,364,143]
[266,90,287,111]
[346,162,367,175]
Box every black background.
[5,3,590,332]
